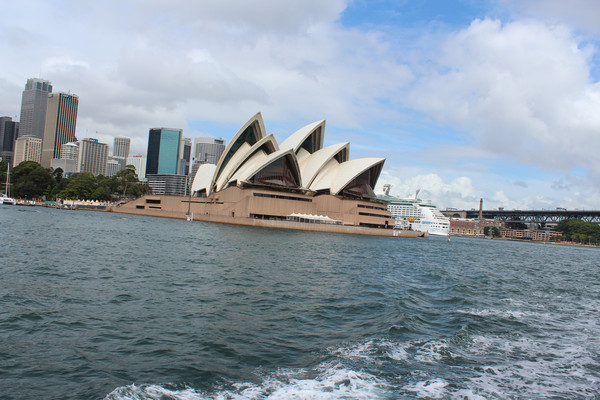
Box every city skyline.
[1,1,600,210]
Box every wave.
[105,364,387,400]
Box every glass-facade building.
[146,128,183,176]
[0,117,19,165]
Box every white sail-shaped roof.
[236,149,301,189]
[279,120,325,155]
[209,112,266,195]
[309,157,385,196]
[193,112,386,199]
[227,135,279,187]
[309,158,342,192]
[191,163,217,195]
[299,142,349,188]
[215,134,278,192]
[329,158,385,196]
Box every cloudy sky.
[1,0,600,210]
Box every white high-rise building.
[60,142,79,160]
[13,136,42,167]
[126,155,147,182]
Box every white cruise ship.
[379,185,450,236]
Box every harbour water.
[1,205,599,399]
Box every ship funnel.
[383,184,391,196]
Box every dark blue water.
[1,205,599,399]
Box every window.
[253,192,312,202]
[342,170,376,198]
[251,156,299,188]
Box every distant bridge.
[446,209,600,224]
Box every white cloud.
[378,170,482,210]
[409,18,600,176]
[2,1,600,210]
[500,0,600,35]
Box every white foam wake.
[105,363,388,400]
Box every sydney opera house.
[116,113,426,237]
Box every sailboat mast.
[5,164,9,197]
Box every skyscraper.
[0,117,19,165]
[191,137,226,179]
[41,93,79,168]
[110,137,131,173]
[179,137,192,175]
[113,137,131,158]
[77,138,108,176]
[18,78,52,139]
[193,137,226,164]
[145,128,182,176]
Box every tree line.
[555,219,600,245]
[1,160,151,201]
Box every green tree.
[50,174,70,199]
[91,185,112,201]
[484,226,501,237]
[11,161,56,199]
[96,175,118,200]
[127,182,152,198]
[556,219,600,244]
[114,165,138,197]
[58,172,97,200]
[52,167,64,184]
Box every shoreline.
[109,204,428,238]
[4,200,427,238]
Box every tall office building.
[145,128,188,195]
[178,137,192,175]
[193,137,226,164]
[18,78,52,139]
[107,137,129,173]
[0,117,19,165]
[145,128,182,176]
[13,136,42,167]
[41,92,78,168]
[77,138,108,176]
[113,137,131,158]
[191,137,226,179]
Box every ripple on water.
[1,207,599,399]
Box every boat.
[1,164,15,205]
[0,194,15,205]
[379,185,450,236]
